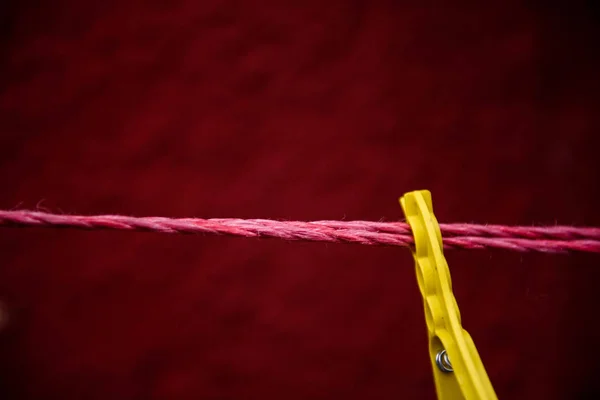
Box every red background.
[1,1,599,399]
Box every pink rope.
[0,210,599,254]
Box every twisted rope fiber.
[1,210,599,254]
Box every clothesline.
[1,210,599,254]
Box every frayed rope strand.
[0,210,599,254]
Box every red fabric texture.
[0,1,599,399]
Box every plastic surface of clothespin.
[400,190,497,400]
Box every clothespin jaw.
[400,190,497,400]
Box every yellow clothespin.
[400,190,497,400]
